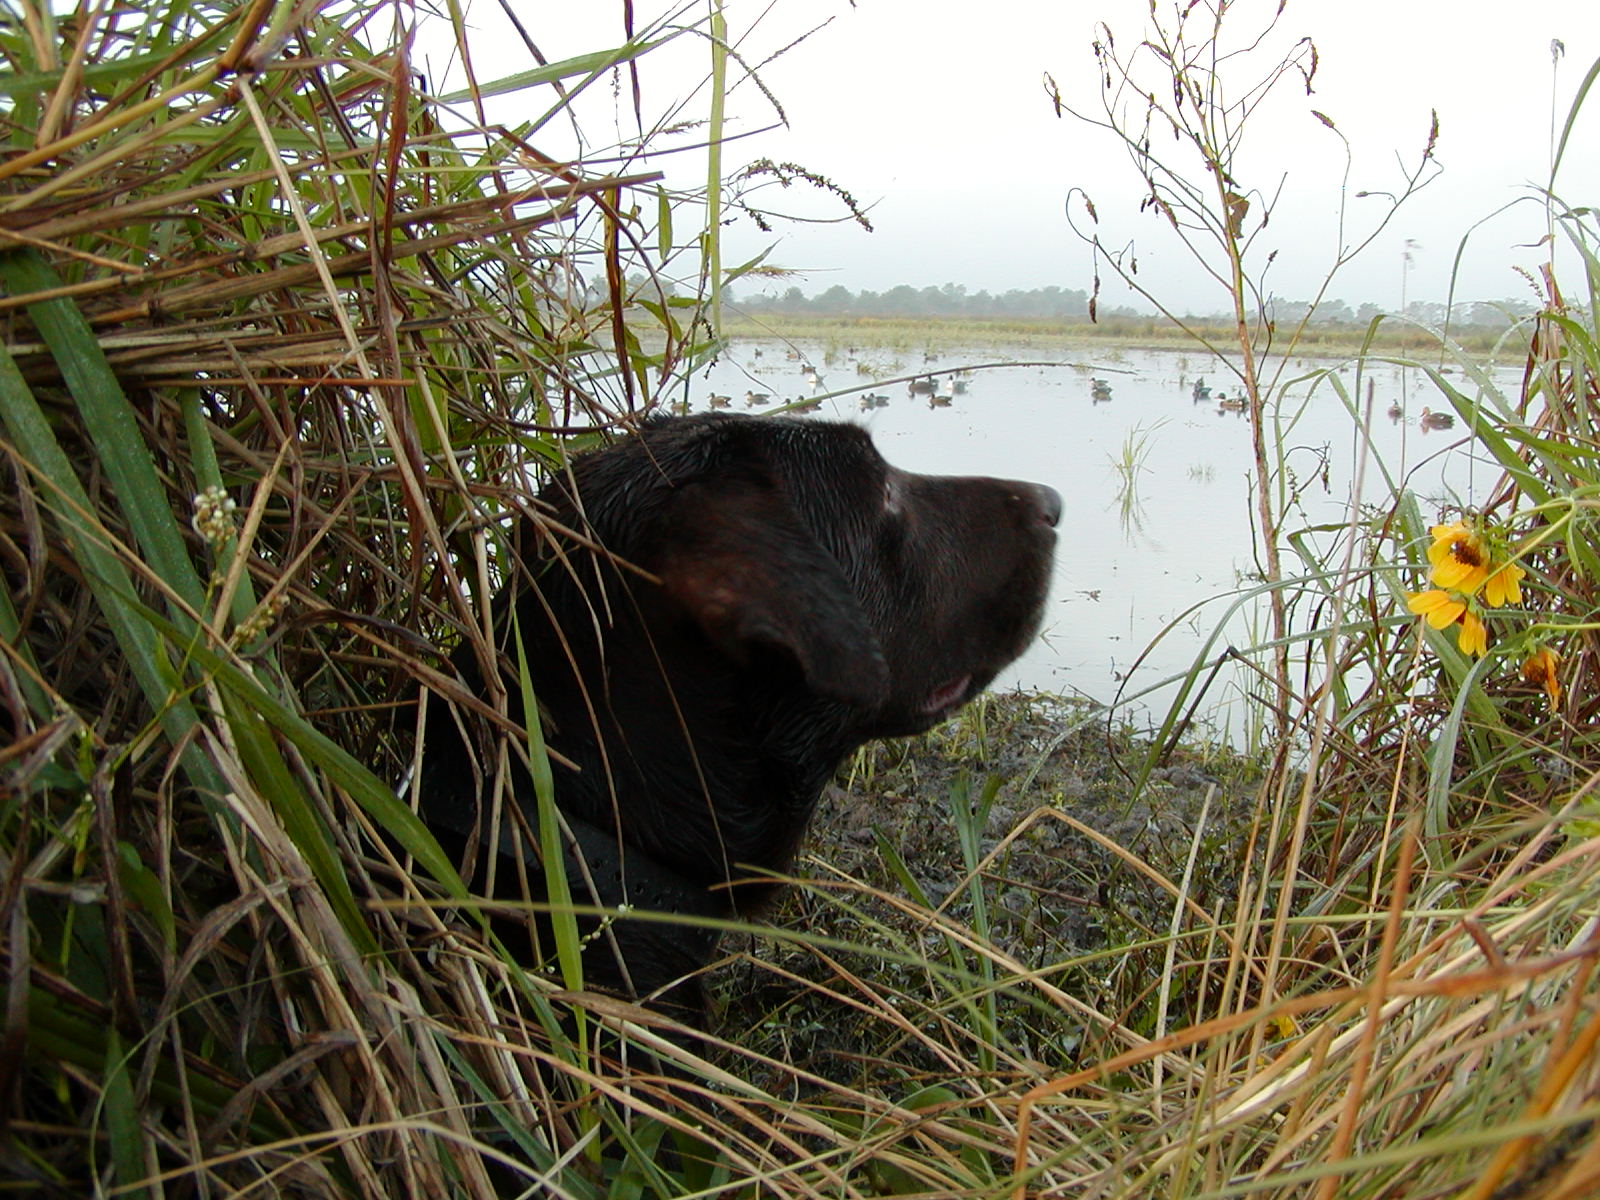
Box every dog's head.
[420,412,1059,1006]
[543,413,1060,743]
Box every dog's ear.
[653,480,889,709]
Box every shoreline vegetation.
[720,309,1530,356]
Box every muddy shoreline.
[711,689,1266,1076]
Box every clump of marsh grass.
[1107,419,1165,537]
[0,1,890,1194]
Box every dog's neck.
[546,663,858,913]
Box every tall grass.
[3,1,1599,1198]
[0,1,735,1193]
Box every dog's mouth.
[919,674,972,717]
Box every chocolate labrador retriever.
[418,412,1059,1018]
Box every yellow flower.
[1482,560,1525,608]
[1407,588,1465,629]
[1521,646,1562,709]
[1457,610,1487,657]
[1426,521,1488,592]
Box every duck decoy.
[1419,406,1455,430]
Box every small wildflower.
[1521,646,1562,710]
[1481,560,1526,608]
[1426,521,1489,592]
[191,486,237,550]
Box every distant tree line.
[734,283,1103,319]
[728,282,1540,330]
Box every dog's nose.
[1032,484,1063,528]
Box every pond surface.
[677,340,1524,742]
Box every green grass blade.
[1,250,207,617]
[512,604,584,992]
[218,688,376,957]
[437,36,684,104]
[0,334,223,798]
[98,1030,148,1200]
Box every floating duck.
[1420,406,1455,430]
[744,390,771,407]
[1386,401,1404,420]
[707,393,732,408]
[907,376,936,395]
[858,392,890,411]
[791,397,821,413]
[1191,378,1212,401]
[1217,394,1249,412]
[1090,378,1113,401]
[928,393,953,408]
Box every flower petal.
[1458,611,1487,657]
[1483,562,1525,608]
[1431,557,1486,591]
[1407,590,1465,628]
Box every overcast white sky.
[430,1,1600,314]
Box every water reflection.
[684,341,1519,742]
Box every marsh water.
[676,341,1524,743]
